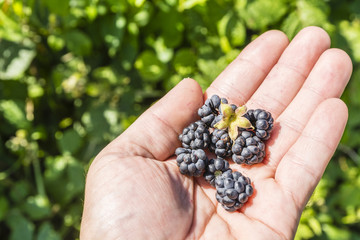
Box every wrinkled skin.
[80,27,352,240]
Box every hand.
[80,26,352,240]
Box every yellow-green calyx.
[214,102,254,141]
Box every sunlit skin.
[80,27,352,240]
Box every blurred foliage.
[0,0,359,239]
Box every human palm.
[80,27,352,240]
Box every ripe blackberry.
[203,157,230,187]
[179,120,210,150]
[215,170,253,212]
[244,109,274,140]
[198,95,232,127]
[209,129,232,158]
[175,148,208,177]
[232,131,265,165]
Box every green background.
[0,0,360,239]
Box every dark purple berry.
[203,157,230,187]
[179,120,210,150]
[198,95,229,127]
[175,148,208,177]
[244,109,274,140]
[215,170,253,212]
[232,131,265,165]
[209,129,233,158]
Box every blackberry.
[244,109,274,140]
[203,157,230,187]
[215,170,253,212]
[175,148,208,177]
[209,129,232,158]
[179,120,210,150]
[232,131,265,165]
[198,95,233,127]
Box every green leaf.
[218,12,232,37]
[0,80,27,100]
[22,195,51,220]
[67,159,86,195]
[47,35,65,52]
[152,37,174,63]
[57,129,83,154]
[296,0,329,26]
[308,217,322,236]
[99,14,126,57]
[164,74,183,91]
[105,0,128,13]
[44,155,85,205]
[0,99,30,129]
[92,66,118,85]
[282,0,332,39]
[178,0,207,11]
[173,48,196,75]
[10,180,31,203]
[0,196,9,221]
[42,0,69,16]
[0,39,36,80]
[128,0,146,7]
[155,9,184,48]
[197,54,229,81]
[135,50,166,82]
[36,222,61,240]
[348,69,360,105]
[0,10,23,42]
[281,12,302,39]
[339,20,360,62]
[243,0,288,31]
[63,30,92,56]
[28,84,44,98]
[68,0,89,8]
[133,2,153,27]
[230,20,246,47]
[337,183,360,208]
[217,11,246,51]
[81,104,111,139]
[294,223,314,240]
[117,35,138,70]
[323,224,352,240]
[6,209,35,240]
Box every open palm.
[80,27,352,240]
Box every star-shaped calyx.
[214,102,254,141]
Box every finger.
[99,78,203,160]
[206,30,289,105]
[266,49,352,170]
[246,26,331,118]
[275,98,348,210]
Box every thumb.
[100,78,204,161]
